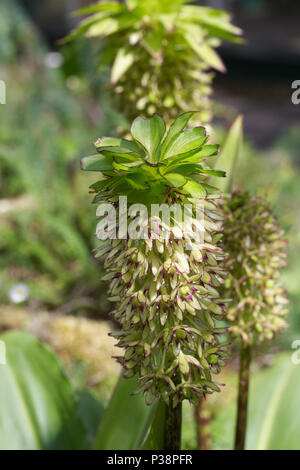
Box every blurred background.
[0,0,299,446]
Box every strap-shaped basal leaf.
[210,115,243,192]
[131,115,165,163]
[93,373,156,450]
[211,353,300,450]
[111,47,135,84]
[162,127,207,160]
[0,331,87,450]
[80,154,113,172]
[160,111,196,158]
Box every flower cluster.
[100,194,229,406]
[67,0,242,124]
[221,192,289,344]
[82,113,230,406]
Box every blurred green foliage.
[0,0,122,312]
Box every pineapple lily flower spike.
[81,113,230,408]
[221,191,289,450]
[66,0,243,124]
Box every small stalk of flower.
[221,191,289,450]
[81,113,230,449]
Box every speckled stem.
[163,400,182,451]
[195,396,212,450]
[235,343,251,450]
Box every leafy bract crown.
[67,0,242,83]
[81,113,225,202]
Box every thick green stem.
[163,401,182,451]
[235,343,252,450]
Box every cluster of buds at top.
[67,0,242,124]
[221,191,289,344]
[81,113,230,406]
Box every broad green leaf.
[93,373,156,450]
[163,127,206,159]
[0,331,87,450]
[164,173,187,188]
[75,389,105,448]
[212,353,300,450]
[160,112,196,158]
[210,115,243,192]
[111,47,135,84]
[183,179,206,197]
[131,115,165,163]
[141,399,166,450]
[80,154,113,171]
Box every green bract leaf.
[131,115,165,163]
[164,173,187,188]
[166,163,225,178]
[142,29,163,59]
[63,11,112,42]
[94,137,141,153]
[162,127,206,159]
[98,146,140,162]
[74,3,121,16]
[80,154,113,172]
[185,37,226,72]
[86,17,119,38]
[166,144,219,166]
[111,47,135,84]
[160,112,196,158]
[183,178,206,197]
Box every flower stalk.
[234,342,251,450]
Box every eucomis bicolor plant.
[221,191,289,345]
[81,113,230,407]
[67,0,242,124]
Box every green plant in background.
[0,0,124,311]
[210,117,289,450]
[66,0,242,124]
[222,191,288,449]
[81,112,230,449]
